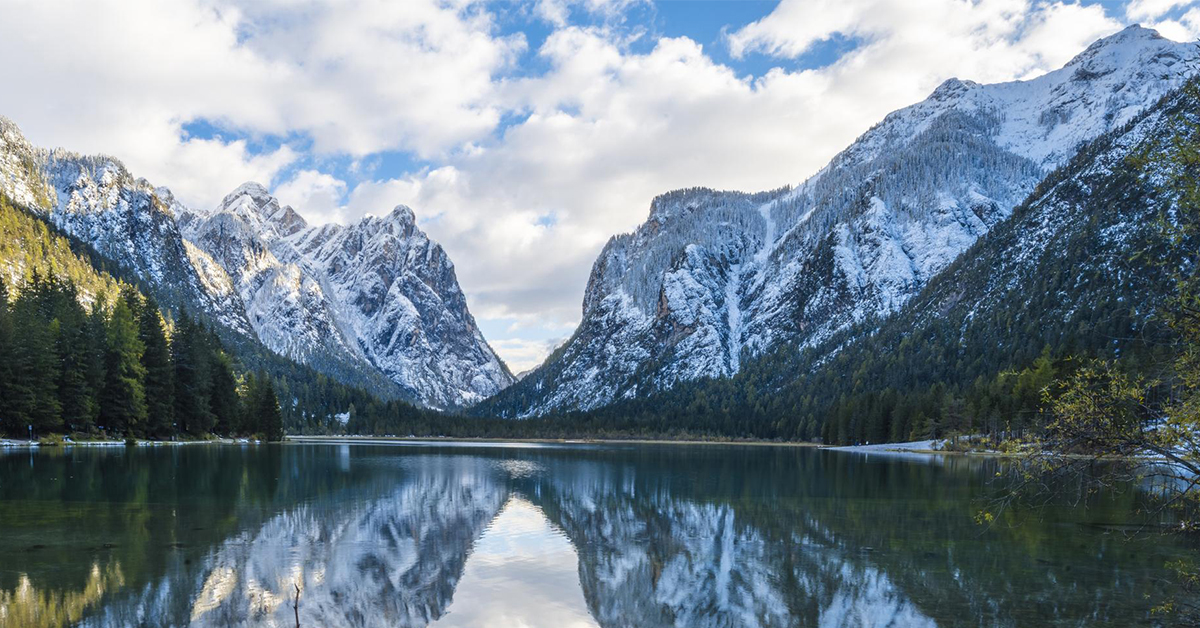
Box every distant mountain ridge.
[481,25,1198,417]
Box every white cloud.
[231,0,527,157]
[274,169,349,225]
[0,0,525,210]
[489,336,571,373]
[1126,0,1195,21]
[535,0,649,27]
[727,0,1120,85]
[1131,1,1200,40]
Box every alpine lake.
[0,440,1194,627]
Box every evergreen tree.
[10,274,62,435]
[172,311,214,436]
[246,372,285,441]
[98,295,147,436]
[209,350,241,436]
[137,294,174,437]
[81,298,108,433]
[52,281,96,433]
[0,277,14,435]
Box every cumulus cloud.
[534,0,649,27]
[1126,0,1200,40]
[0,0,524,210]
[1126,0,1194,21]
[727,0,1119,82]
[274,169,350,225]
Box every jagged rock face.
[494,25,1197,416]
[181,183,513,408]
[0,119,254,336]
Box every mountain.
[482,25,1197,417]
[520,54,1200,444]
[0,119,512,409]
[179,183,513,408]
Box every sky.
[1,0,1198,372]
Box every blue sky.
[2,0,1197,370]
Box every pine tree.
[137,295,174,438]
[81,298,108,433]
[246,372,285,441]
[52,281,96,433]
[98,295,147,436]
[0,276,14,435]
[209,350,240,436]
[10,275,62,435]
[172,311,214,436]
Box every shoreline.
[2,434,1006,457]
[286,435,827,448]
[0,437,263,448]
[288,435,1024,460]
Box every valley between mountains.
[1,25,1197,443]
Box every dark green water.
[0,441,1192,627]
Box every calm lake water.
[0,441,1193,627]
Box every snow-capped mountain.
[179,183,513,408]
[0,120,511,408]
[487,25,1197,416]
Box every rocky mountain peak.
[219,181,308,238]
[386,204,417,225]
[1066,24,1167,70]
[1065,25,1173,83]
[184,181,512,408]
[353,204,420,240]
[928,77,979,102]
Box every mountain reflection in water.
[0,443,1192,628]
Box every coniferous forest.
[0,272,284,441]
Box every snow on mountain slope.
[489,25,1197,417]
[180,183,513,408]
[0,117,254,336]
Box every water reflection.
[430,498,598,628]
[0,444,1192,628]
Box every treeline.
[0,273,284,441]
